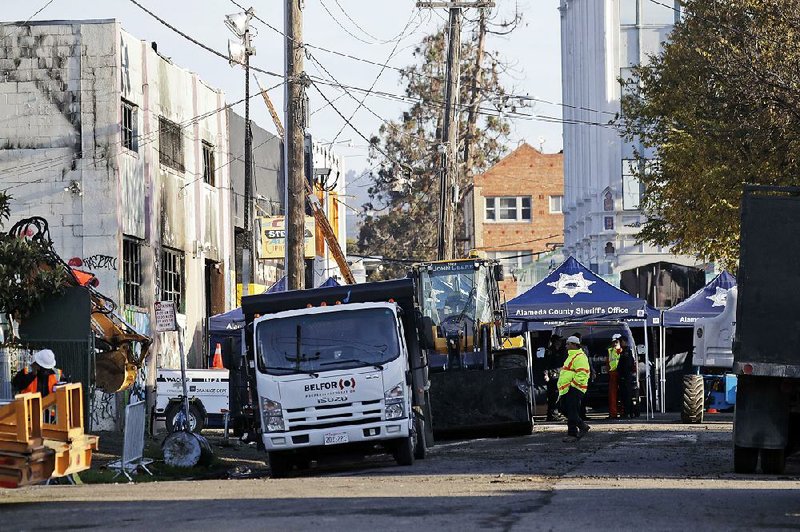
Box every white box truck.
[240,278,433,478]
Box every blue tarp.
[661,271,736,327]
[506,256,648,331]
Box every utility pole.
[417,1,494,260]
[285,0,306,290]
[437,5,462,261]
[225,9,256,300]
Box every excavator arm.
[9,217,152,393]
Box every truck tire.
[681,375,704,424]
[394,435,415,466]
[494,352,527,369]
[268,451,292,478]
[165,402,205,434]
[733,445,759,474]
[761,449,786,475]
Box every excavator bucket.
[95,350,138,394]
[429,366,532,434]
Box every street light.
[226,8,256,302]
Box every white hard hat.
[566,335,581,345]
[612,334,622,340]
[33,349,56,369]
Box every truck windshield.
[256,307,400,375]
[418,263,477,327]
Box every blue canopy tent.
[208,276,341,365]
[506,256,655,417]
[661,271,736,327]
[507,256,648,330]
[658,271,736,412]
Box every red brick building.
[466,143,564,298]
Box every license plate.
[324,432,349,445]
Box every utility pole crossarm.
[416,1,495,7]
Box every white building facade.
[0,20,235,412]
[559,0,707,306]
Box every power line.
[3,0,58,39]
[127,0,283,81]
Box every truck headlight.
[384,383,405,420]
[260,397,285,432]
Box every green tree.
[621,0,800,269]
[357,26,512,279]
[0,192,67,328]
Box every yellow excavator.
[409,252,534,435]
[8,217,152,394]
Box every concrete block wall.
[472,143,564,297]
[1,20,234,375]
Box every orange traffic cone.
[212,343,224,369]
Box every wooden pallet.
[0,384,99,487]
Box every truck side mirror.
[636,344,646,356]
[494,264,504,282]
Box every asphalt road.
[2,414,800,531]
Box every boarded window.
[159,117,184,172]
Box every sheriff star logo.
[547,272,596,298]
[707,287,728,307]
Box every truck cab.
[241,279,432,477]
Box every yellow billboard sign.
[257,216,315,259]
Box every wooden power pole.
[437,5,462,261]
[285,0,306,290]
[418,1,493,260]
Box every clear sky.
[3,0,563,186]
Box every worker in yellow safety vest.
[558,336,591,442]
[607,334,622,419]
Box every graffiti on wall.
[123,309,150,405]
[69,255,118,271]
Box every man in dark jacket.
[617,337,636,419]
[544,335,566,421]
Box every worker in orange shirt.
[11,349,63,397]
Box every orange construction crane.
[255,76,355,285]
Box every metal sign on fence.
[154,301,177,333]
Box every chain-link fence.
[0,337,95,429]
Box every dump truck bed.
[734,185,800,376]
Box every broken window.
[123,236,142,307]
[161,247,185,313]
[159,117,184,172]
[202,141,216,186]
[122,100,137,152]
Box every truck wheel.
[681,375,704,424]
[413,417,426,460]
[268,451,292,478]
[394,436,415,466]
[494,352,527,369]
[165,402,205,434]
[761,449,786,475]
[733,445,759,474]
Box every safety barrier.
[108,401,152,481]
